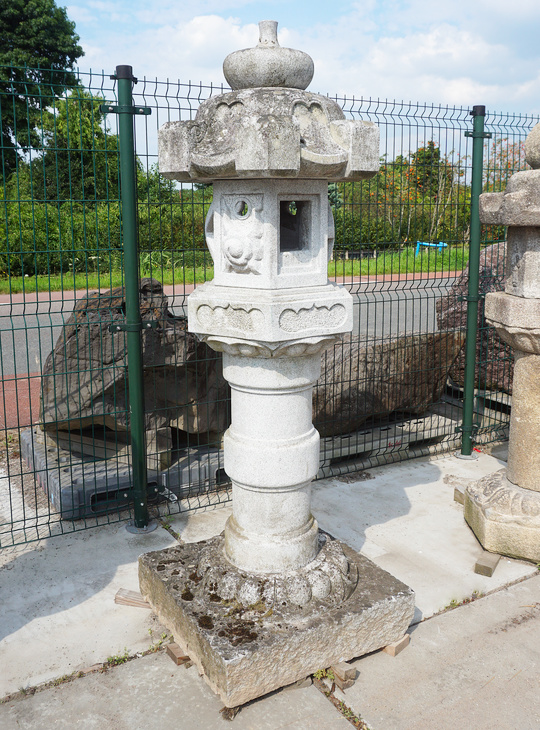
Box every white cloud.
[84,15,255,83]
[66,5,97,24]
[476,0,540,18]
[70,3,540,116]
[297,20,540,113]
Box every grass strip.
[1,247,469,295]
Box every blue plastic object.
[415,241,448,256]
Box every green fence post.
[105,65,156,531]
[460,105,492,457]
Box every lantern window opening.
[279,199,311,252]
[234,199,250,218]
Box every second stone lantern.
[140,22,415,708]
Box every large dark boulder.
[41,278,467,450]
[436,243,513,393]
[313,331,465,437]
[40,279,229,438]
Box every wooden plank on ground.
[114,588,151,609]
[383,634,410,657]
[475,551,501,577]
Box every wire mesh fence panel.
[0,69,133,547]
[317,101,539,472]
[0,65,538,546]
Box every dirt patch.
[335,470,374,483]
[489,602,540,634]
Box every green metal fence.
[0,64,537,546]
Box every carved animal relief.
[221,194,264,275]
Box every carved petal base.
[139,531,415,708]
[464,469,540,562]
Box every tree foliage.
[0,107,530,279]
[410,141,453,198]
[33,90,119,202]
[483,137,529,192]
[0,0,83,174]
[333,142,469,252]
[482,137,530,243]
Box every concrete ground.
[1,446,539,729]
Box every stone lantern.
[139,22,415,707]
[465,124,540,562]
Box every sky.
[65,0,540,117]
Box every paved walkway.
[1,446,539,729]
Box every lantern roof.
[159,21,379,182]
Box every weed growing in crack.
[157,515,181,540]
[313,667,335,681]
[443,590,483,612]
[106,648,130,666]
[312,674,370,729]
[147,629,171,653]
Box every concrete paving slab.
[337,574,540,730]
[170,504,232,542]
[0,522,178,697]
[0,651,351,729]
[1,448,538,729]
[312,452,537,620]
[0,507,236,698]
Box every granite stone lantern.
[139,21,415,707]
[464,123,540,562]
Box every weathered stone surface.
[479,170,538,226]
[40,278,229,439]
[506,352,540,491]
[504,227,540,298]
[158,23,379,185]
[436,242,513,393]
[485,291,540,353]
[312,331,465,437]
[223,20,314,91]
[524,121,540,170]
[189,281,353,349]
[201,179,337,290]
[464,469,540,562]
[222,353,322,573]
[139,531,415,707]
[465,121,540,561]
[146,18,414,711]
[159,91,379,183]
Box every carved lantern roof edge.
[158,22,380,182]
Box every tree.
[0,0,83,176]
[332,144,470,253]
[410,141,453,199]
[483,138,529,192]
[137,163,176,205]
[33,90,119,202]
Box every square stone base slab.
[465,468,540,562]
[139,535,415,708]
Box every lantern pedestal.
[139,533,414,708]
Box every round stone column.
[222,353,321,573]
[506,351,540,491]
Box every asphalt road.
[351,277,457,342]
[0,277,458,378]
